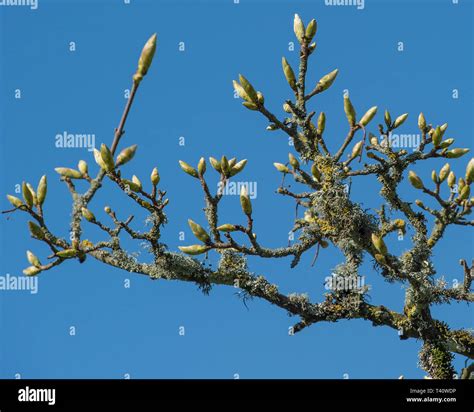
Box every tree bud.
[100,144,115,172]
[439,163,450,182]
[274,163,289,173]
[305,19,317,41]
[209,157,221,172]
[384,110,391,128]
[81,207,96,222]
[22,182,34,208]
[93,148,107,170]
[432,126,442,147]
[54,167,82,179]
[179,160,199,178]
[217,224,237,232]
[23,266,41,276]
[134,33,157,82]
[7,195,23,208]
[56,249,79,258]
[240,186,252,215]
[359,106,377,127]
[230,159,247,177]
[371,233,388,255]
[238,74,258,103]
[282,57,297,91]
[446,148,469,158]
[314,69,338,94]
[344,95,356,127]
[293,14,305,43]
[393,113,408,129]
[288,153,299,169]
[116,144,138,167]
[466,158,474,184]
[408,171,424,189]
[418,112,426,131]
[447,171,456,188]
[179,245,211,256]
[317,112,326,135]
[188,219,210,243]
[26,250,41,267]
[150,167,160,186]
[28,221,44,239]
[132,175,142,190]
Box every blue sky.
[0,0,472,378]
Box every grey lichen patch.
[418,342,455,379]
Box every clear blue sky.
[0,0,472,379]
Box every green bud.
[311,163,321,181]
[179,160,198,178]
[150,167,160,186]
[384,110,392,128]
[217,224,237,232]
[305,19,317,41]
[440,123,448,134]
[359,106,378,127]
[209,157,221,172]
[288,153,299,169]
[55,249,79,258]
[432,126,442,147]
[28,221,44,239]
[266,124,278,131]
[220,156,230,176]
[344,95,356,127]
[100,144,115,172]
[116,144,138,167]
[232,80,250,102]
[446,148,470,159]
[439,163,450,182]
[439,138,454,149]
[104,206,112,214]
[132,175,142,190]
[7,195,23,208]
[431,170,439,184]
[78,160,88,175]
[418,112,426,131]
[283,103,292,113]
[228,158,237,168]
[230,159,247,177]
[134,33,157,83]
[369,134,379,146]
[240,186,252,215]
[178,245,211,256]
[308,42,317,53]
[313,69,338,94]
[242,101,258,111]
[415,199,425,208]
[121,179,141,192]
[26,183,37,206]
[393,113,408,129]
[93,148,107,170]
[459,185,470,200]
[350,141,364,159]
[54,167,82,179]
[408,171,424,189]
[81,207,96,222]
[466,158,474,184]
[458,178,465,192]
[22,182,34,208]
[274,163,289,173]
[293,14,305,43]
[317,112,326,135]
[282,57,297,91]
[447,171,456,188]
[188,219,210,243]
[23,266,41,276]
[26,250,41,267]
[371,233,388,255]
[238,74,258,103]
